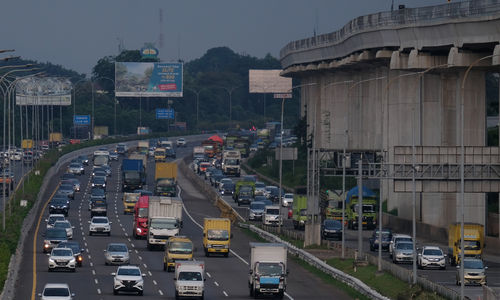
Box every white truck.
[248,243,287,299]
[193,146,205,160]
[138,141,149,156]
[222,150,241,177]
[174,261,205,299]
[161,140,174,150]
[147,196,183,250]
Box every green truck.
[233,181,255,203]
[345,186,378,230]
[292,195,307,230]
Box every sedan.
[417,246,446,270]
[112,265,145,296]
[57,241,84,267]
[91,176,106,189]
[48,199,69,217]
[57,184,75,199]
[392,241,415,264]
[249,201,266,221]
[67,162,84,175]
[109,152,119,161]
[90,188,106,201]
[89,216,111,236]
[54,220,74,239]
[456,258,487,286]
[281,193,294,207]
[92,170,108,181]
[369,228,392,251]
[48,247,76,272]
[38,283,75,300]
[61,179,80,192]
[78,155,89,165]
[321,219,342,240]
[104,243,130,265]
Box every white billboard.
[249,69,292,93]
[16,77,72,106]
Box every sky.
[0,0,447,75]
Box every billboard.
[73,115,90,125]
[16,77,72,106]
[115,62,183,97]
[156,108,174,119]
[249,70,292,93]
[275,147,298,161]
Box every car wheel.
[138,290,143,296]
[113,289,118,295]
[89,232,92,236]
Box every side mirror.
[104,250,107,252]
[109,222,112,224]
[38,293,42,297]
[72,226,75,229]
[249,270,253,275]
[71,293,75,297]
[485,266,489,270]
[46,253,50,256]
[173,278,177,281]
[45,219,48,222]
[142,273,146,277]
[456,266,460,269]
[88,221,91,224]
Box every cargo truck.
[448,223,485,266]
[128,153,147,184]
[193,146,205,160]
[292,195,307,230]
[203,218,231,257]
[248,243,287,299]
[147,196,183,250]
[123,192,140,214]
[222,150,241,176]
[138,141,149,156]
[163,236,193,272]
[155,162,177,197]
[154,147,166,162]
[133,196,149,239]
[346,186,377,230]
[49,132,62,146]
[122,159,145,192]
[174,261,205,299]
[93,150,109,169]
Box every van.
[203,218,231,257]
[263,205,282,226]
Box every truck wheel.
[278,291,284,299]
[204,248,209,257]
[163,263,167,271]
[249,286,254,296]
[224,252,229,258]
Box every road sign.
[156,108,174,120]
[73,115,90,125]
[273,93,292,98]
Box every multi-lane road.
[13,139,351,300]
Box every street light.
[72,79,89,139]
[184,87,207,130]
[93,77,116,135]
[216,85,242,128]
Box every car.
[61,179,80,192]
[456,258,487,286]
[369,228,392,251]
[90,187,106,201]
[221,182,235,196]
[57,184,75,199]
[166,147,176,158]
[116,145,126,155]
[46,214,66,229]
[242,175,257,183]
[47,247,76,272]
[109,152,119,161]
[249,201,266,221]
[389,234,412,258]
[254,195,273,207]
[101,164,112,176]
[262,205,282,226]
[77,155,89,165]
[91,176,106,189]
[321,219,342,240]
[218,178,233,191]
[38,283,75,300]
[60,173,77,181]
[90,199,107,217]
[204,166,217,180]
[54,220,74,239]
[92,169,108,180]
[133,189,153,196]
[57,241,84,267]
[112,265,145,295]
[265,186,280,202]
[249,144,258,152]
[417,246,446,270]
[48,199,69,216]
[176,137,186,147]
[104,243,130,265]
[281,193,294,207]
[88,216,111,236]
[209,169,224,186]
[392,241,415,264]
[42,227,68,253]
[254,181,266,196]
[148,147,155,156]
[67,162,84,175]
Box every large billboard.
[16,77,72,106]
[115,62,183,97]
[249,69,292,93]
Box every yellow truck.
[448,223,485,265]
[155,162,178,197]
[203,218,231,257]
[49,132,62,145]
[154,147,166,162]
[163,236,193,272]
[21,139,34,149]
[122,192,140,214]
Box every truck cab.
[123,192,140,214]
[263,206,282,226]
[174,261,205,299]
[448,223,484,265]
[154,148,166,162]
[249,243,287,299]
[203,218,231,257]
[164,236,193,272]
[133,196,149,239]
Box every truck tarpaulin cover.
[345,186,376,203]
[208,135,223,145]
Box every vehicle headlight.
[136,228,142,233]
[207,244,212,248]
[70,258,76,263]
[224,245,229,249]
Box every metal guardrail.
[280,0,500,59]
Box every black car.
[90,199,107,217]
[48,198,69,216]
[166,147,176,158]
[91,176,106,189]
[221,182,235,195]
[57,241,84,267]
[321,219,342,240]
[369,228,393,251]
[90,188,106,200]
[210,170,224,187]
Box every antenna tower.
[159,8,164,58]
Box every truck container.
[49,132,62,145]
[155,162,177,197]
[164,236,193,272]
[123,192,140,214]
[448,223,485,265]
[203,218,231,257]
[128,153,147,184]
[122,159,144,192]
[138,141,149,156]
[133,196,149,239]
[147,196,183,250]
[174,261,205,299]
[292,195,307,230]
[222,150,241,176]
[248,243,287,298]
[93,126,109,139]
[193,146,205,159]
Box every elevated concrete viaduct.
[280,0,500,229]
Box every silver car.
[38,283,75,300]
[67,162,84,175]
[392,241,414,264]
[48,247,76,272]
[104,243,130,265]
[456,258,487,286]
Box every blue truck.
[122,159,145,192]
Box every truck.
[147,196,183,250]
[49,132,62,146]
[128,153,147,184]
[164,236,193,272]
[193,146,205,160]
[133,196,149,239]
[203,218,231,257]
[154,147,166,162]
[93,126,109,139]
[292,195,307,230]
[201,140,219,158]
[248,243,287,298]
[93,150,110,169]
[345,186,377,230]
[122,159,145,192]
[174,261,205,299]
[233,181,255,203]
[155,162,177,197]
[448,223,485,265]
[221,150,241,176]
[234,138,249,158]
[322,190,345,222]
[138,141,149,156]
[122,192,140,214]
[160,140,174,150]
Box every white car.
[176,138,186,147]
[48,248,76,272]
[112,265,145,296]
[281,193,294,207]
[54,220,74,239]
[46,214,66,229]
[254,181,266,196]
[417,246,446,270]
[38,283,75,300]
[262,205,282,226]
[88,216,111,236]
[389,234,412,258]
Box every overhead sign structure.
[73,115,90,125]
[115,62,183,97]
[16,77,72,106]
[249,69,292,94]
[156,108,174,120]
[275,147,298,161]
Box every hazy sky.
[1,0,446,75]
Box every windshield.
[125,195,139,203]
[54,222,70,229]
[178,271,202,281]
[225,159,239,165]
[250,203,265,210]
[52,249,72,256]
[266,209,280,215]
[353,204,376,213]
[396,243,413,250]
[48,216,65,225]
[463,240,481,250]
[93,155,109,166]
[124,172,140,180]
[92,189,105,196]
[118,268,141,276]
[58,243,79,253]
[150,219,178,229]
[464,260,484,269]
[138,207,148,218]
[324,220,341,229]
[257,262,283,276]
[423,249,443,256]
[169,241,193,254]
[108,244,127,252]
[43,288,70,297]
[240,190,252,197]
[92,218,108,224]
[207,229,229,241]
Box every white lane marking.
[206,272,211,278]
[153,280,157,285]
[97,288,101,294]
[131,243,135,248]
[223,291,228,297]
[90,262,93,267]
[214,281,219,287]
[138,256,142,260]
[143,263,147,268]
[127,238,131,242]
[148,271,152,276]
[124,232,128,237]
[159,290,164,296]
[135,250,139,254]
[94,278,99,284]
[88,255,91,259]
[92,270,96,275]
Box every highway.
[13,140,351,300]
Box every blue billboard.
[115,62,183,97]
[156,108,174,120]
[74,115,90,125]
